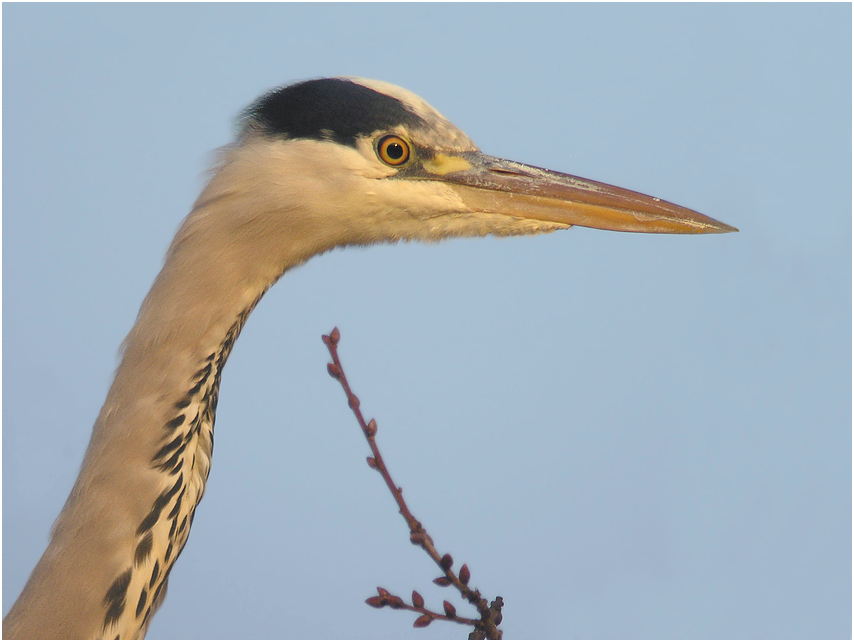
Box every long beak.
[424,152,737,234]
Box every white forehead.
[343,77,478,152]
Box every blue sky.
[3,4,850,639]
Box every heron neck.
[4,185,296,639]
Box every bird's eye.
[377,135,410,166]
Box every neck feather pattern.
[3,151,295,639]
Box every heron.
[3,77,736,639]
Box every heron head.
[198,77,735,262]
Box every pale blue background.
[3,4,850,639]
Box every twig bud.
[348,394,360,409]
[410,531,426,545]
[366,418,377,436]
[387,595,405,609]
[433,577,451,587]
[377,587,390,598]
[365,596,386,608]
[366,456,378,469]
[412,590,424,608]
[489,596,504,625]
[459,563,471,585]
[443,600,457,617]
[413,614,433,628]
[440,553,453,571]
[326,363,341,379]
[330,327,340,344]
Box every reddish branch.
[323,327,503,639]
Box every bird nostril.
[489,167,531,178]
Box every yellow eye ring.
[377,135,410,166]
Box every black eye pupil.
[386,143,403,159]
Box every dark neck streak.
[104,291,265,638]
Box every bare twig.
[323,327,503,639]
